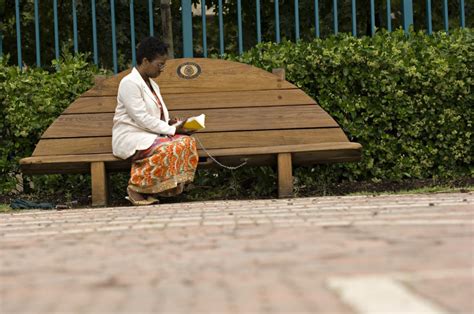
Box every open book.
[183,114,206,131]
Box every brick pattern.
[1,193,473,313]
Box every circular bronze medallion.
[176,62,202,80]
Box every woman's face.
[143,54,168,78]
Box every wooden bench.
[20,58,362,206]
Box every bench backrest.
[32,58,350,158]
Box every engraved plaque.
[176,62,202,80]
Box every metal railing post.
[314,0,320,38]
[130,0,136,66]
[15,0,22,68]
[91,0,98,65]
[256,0,261,43]
[110,0,117,73]
[370,0,375,35]
[351,0,357,36]
[202,0,207,57]
[34,0,41,66]
[442,0,449,32]
[275,0,280,43]
[294,0,300,40]
[426,0,432,34]
[72,0,78,53]
[181,0,193,57]
[237,0,243,54]
[53,0,59,60]
[402,0,413,34]
[148,0,154,36]
[386,0,392,32]
[0,1,3,57]
[218,0,224,55]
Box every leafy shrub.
[229,28,472,180]
[0,53,96,193]
[193,28,473,198]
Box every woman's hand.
[168,117,181,126]
[175,121,195,135]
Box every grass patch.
[0,203,12,213]
[347,185,473,196]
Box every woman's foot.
[126,187,158,206]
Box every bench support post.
[278,153,293,198]
[272,68,286,81]
[91,161,108,207]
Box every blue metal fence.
[0,0,469,72]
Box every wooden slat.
[293,149,362,165]
[194,128,349,149]
[42,113,112,138]
[83,58,297,97]
[42,105,339,138]
[33,137,112,156]
[33,129,350,156]
[21,162,95,175]
[22,143,361,167]
[20,154,122,165]
[64,89,316,114]
[203,150,362,167]
[65,97,117,114]
[200,142,362,157]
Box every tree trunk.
[161,0,174,59]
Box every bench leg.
[91,161,109,207]
[278,153,293,198]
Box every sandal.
[126,187,158,206]
[146,195,160,204]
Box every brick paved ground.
[0,192,473,314]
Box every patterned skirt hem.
[128,171,195,194]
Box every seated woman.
[112,36,198,205]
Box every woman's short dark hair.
[136,37,169,65]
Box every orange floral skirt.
[128,135,199,195]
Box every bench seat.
[20,142,362,173]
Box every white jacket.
[112,67,176,159]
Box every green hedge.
[228,28,473,182]
[0,54,96,192]
[1,29,472,199]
